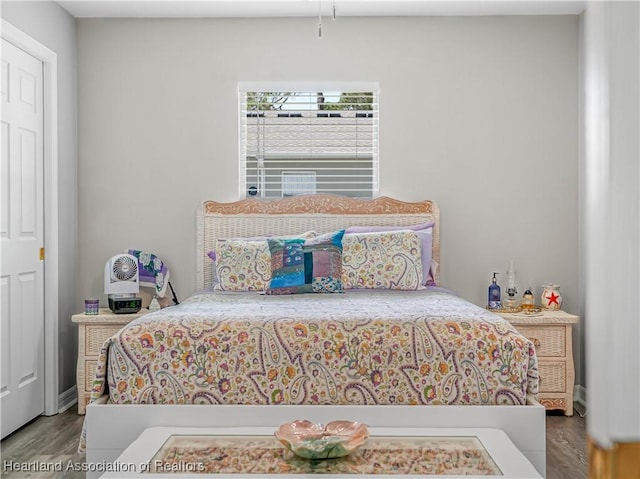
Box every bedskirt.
[90,290,538,408]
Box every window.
[239,84,379,199]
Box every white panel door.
[0,38,45,439]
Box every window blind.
[239,88,379,199]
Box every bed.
[84,194,546,477]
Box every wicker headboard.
[196,194,440,290]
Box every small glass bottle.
[504,260,519,309]
[148,296,161,312]
[521,289,535,311]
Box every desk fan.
[104,253,142,313]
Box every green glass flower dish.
[274,419,369,459]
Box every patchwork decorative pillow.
[266,230,345,295]
[342,230,424,290]
[345,222,435,285]
[213,232,316,292]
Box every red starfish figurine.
[546,291,560,306]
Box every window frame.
[238,82,379,199]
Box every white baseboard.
[58,386,78,413]
[574,385,587,408]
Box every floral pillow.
[344,222,435,285]
[341,230,424,290]
[213,232,316,292]
[266,230,345,295]
[214,239,272,292]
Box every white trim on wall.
[57,386,77,413]
[574,385,587,410]
[1,19,59,416]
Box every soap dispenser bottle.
[488,272,502,310]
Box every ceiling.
[56,1,586,18]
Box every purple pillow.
[344,221,434,234]
[344,222,435,285]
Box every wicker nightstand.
[72,308,149,414]
[495,309,579,416]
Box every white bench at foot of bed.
[101,426,541,479]
[85,397,546,478]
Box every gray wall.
[1,2,78,399]
[76,16,581,381]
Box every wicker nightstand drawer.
[515,325,565,357]
[85,325,121,356]
[83,393,91,410]
[85,360,98,392]
[538,361,566,393]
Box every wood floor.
[1,406,86,478]
[1,405,588,478]
[546,408,588,479]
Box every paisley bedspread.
[91,289,538,407]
